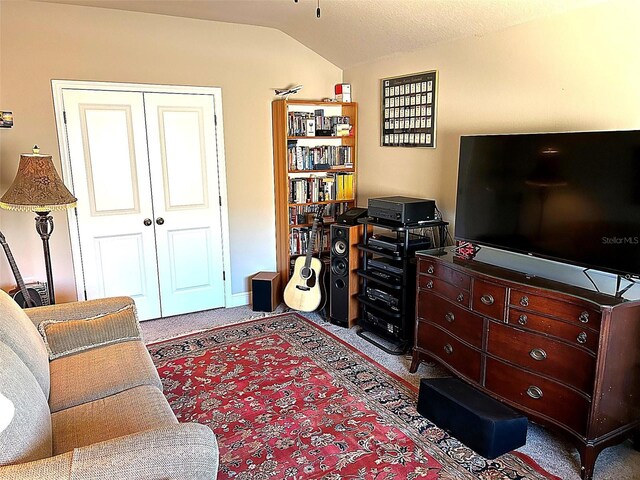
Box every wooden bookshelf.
[272,99,358,284]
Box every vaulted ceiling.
[37,0,605,69]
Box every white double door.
[61,88,225,320]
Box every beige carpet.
[141,304,640,480]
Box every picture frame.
[381,70,437,148]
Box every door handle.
[156,217,165,225]
[143,218,152,226]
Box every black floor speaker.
[329,224,364,327]
[417,377,528,459]
[251,272,281,312]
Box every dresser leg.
[633,427,640,451]
[578,445,597,480]
[409,351,421,373]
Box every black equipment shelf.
[355,216,449,355]
[356,269,402,290]
[357,295,402,317]
[357,244,403,260]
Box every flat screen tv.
[455,130,640,278]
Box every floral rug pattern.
[148,313,555,480]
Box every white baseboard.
[226,291,250,308]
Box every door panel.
[94,234,148,297]
[63,89,161,319]
[160,109,207,208]
[144,92,225,317]
[168,228,212,290]
[82,107,140,214]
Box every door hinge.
[222,271,226,281]
[83,289,88,300]
[214,114,217,127]
[219,195,222,207]
[63,111,67,124]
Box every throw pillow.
[38,304,140,360]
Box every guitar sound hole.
[299,267,317,288]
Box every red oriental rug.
[148,313,557,480]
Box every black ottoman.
[417,377,528,459]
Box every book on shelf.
[288,173,353,204]
[288,112,313,136]
[287,142,352,171]
[288,110,351,137]
[335,172,354,201]
[306,118,315,136]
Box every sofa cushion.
[52,385,177,455]
[0,290,50,398]
[38,304,140,360]
[49,340,162,413]
[0,341,52,465]
[70,424,218,480]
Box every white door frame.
[51,80,234,310]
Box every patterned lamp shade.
[0,151,77,212]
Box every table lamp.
[0,146,77,304]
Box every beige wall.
[346,0,640,231]
[0,0,342,302]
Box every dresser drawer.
[417,291,483,348]
[419,258,471,290]
[418,275,470,307]
[416,322,482,383]
[508,308,599,353]
[509,290,601,330]
[487,322,596,394]
[485,357,590,435]
[472,279,507,321]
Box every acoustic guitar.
[0,231,42,308]
[284,205,327,312]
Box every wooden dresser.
[411,248,640,480]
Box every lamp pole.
[35,212,56,304]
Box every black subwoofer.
[329,224,363,327]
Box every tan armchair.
[0,290,218,479]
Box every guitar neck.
[303,207,325,268]
[0,232,32,302]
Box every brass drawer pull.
[426,280,433,289]
[427,265,435,274]
[577,332,587,344]
[481,294,495,305]
[529,348,547,361]
[518,314,528,326]
[444,344,453,355]
[456,293,465,303]
[526,385,543,399]
[579,311,590,323]
[445,312,455,323]
[520,296,529,307]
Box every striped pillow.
[38,304,140,360]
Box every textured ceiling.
[37,0,605,69]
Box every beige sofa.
[0,289,218,479]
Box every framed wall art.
[381,70,437,148]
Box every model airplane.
[275,85,303,97]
